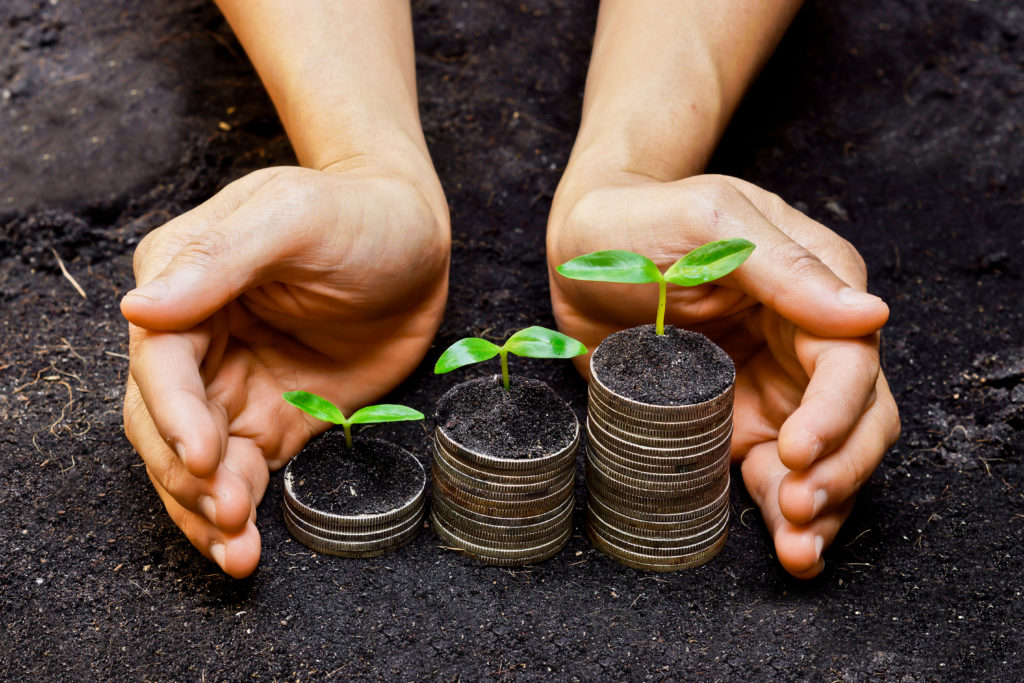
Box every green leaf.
[348,404,425,425]
[504,326,587,359]
[434,337,501,374]
[663,238,755,287]
[282,391,347,424]
[556,250,663,284]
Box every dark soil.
[2,0,1022,680]
[285,434,424,516]
[436,375,576,459]
[592,325,735,405]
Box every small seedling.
[556,238,755,335]
[282,391,424,449]
[435,326,587,391]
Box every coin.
[586,468,729,511]
[587,394,733,440]
[432,449,574,498]
[587,524,727,572]
[588,365,734,421]
[587,488,728,529]
[586,450,729,493]
[431,490,574,527]
[283,447,427,530]
[587,403,733,447]
[284,499,424,540]
[430,496,572,539]
[430,506,570,547]
[585,436,728,476]
[586,443,729,484]
[587,505,728,549]
[432,470,574,515]
[432,511,571,563]
[284,509,424,557]
[587,388,733,432]
[435,423,579,474]
[433,441,573,485]
[587,416,733,458]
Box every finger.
[121,173,317,331]
[657,178,890,338]
[124,378,252,532]
[777,332,880,470]
[149,472,262,579]
[128,323,224,477]
[778,375,900,526]
[740,442,854,578]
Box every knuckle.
[177,230,232,269]
[772,241,824,279]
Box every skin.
[548,0,901,578]
[121,1,449,578]
[123,0,899,579]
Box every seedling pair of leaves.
[434,325,587,390]
[556,238,755,335]
[282,392,423,449]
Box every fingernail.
[814,535,825,559]
[174,442,187,466]
[813,489,828,516]
[197,495,217,525]
[123,279,168,302]
[838,287,882,307]
[807,437,824,465]
[209,541,226,568]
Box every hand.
[122,163,449,577]
[548,172,900,579]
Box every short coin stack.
[283,435,427,558]
[430,423,578,566]
[585,370,733,571]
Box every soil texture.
[436,375,577,459]
[1,0,1022,680]
[592,325,735,405]
[285,434,424,516]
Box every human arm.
[121,0,449,577]
[548,0,900,578]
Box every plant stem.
[499,348,510,391]
[343,422,353,449]
[656,279,667,335]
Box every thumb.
[120,200,307,331]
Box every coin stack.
[429,422,578,566]
[283,437,427,558]
[585,368,733,571]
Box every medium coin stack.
[429,422,578,566]
[585,369,733,571]
[283,436,427,558]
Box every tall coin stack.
[585,367,733,571]
[283,437,427,558]
[430,422,578,566]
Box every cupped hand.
[122,163,450,577]
[548,173,900,578]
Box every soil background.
[2,0,1022,679]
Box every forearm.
[562,0,802,201]
[215,0,432,179]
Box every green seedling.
[282,391,424,449]
[435,326,587,391]
[556,238,755,336]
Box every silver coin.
[432,476,574,519]
[586,444,730,485]
[284,509,423,557]
[587,405,733,448]
[587,395,733,440]
[284,498,424,541]
[587,418,733,459]
[587,517,727,557]
[283,445,427,530]
[588,363,734,420]
[587,524,728,572]
[432,511,571,564]
[432,448,574,497]
[587,388,733,433]
[586,451,730,494]
[587,505,728,549]
[585,435,729,475]
[435,422,579,474]
[586,469,729,511]
[429,497,572,541]
[429,506,571,547]
[587,488,729,529]
[433,441,574,485]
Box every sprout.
[556,239,755,335]
[434,326,587,391]
[282,391,424,449]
